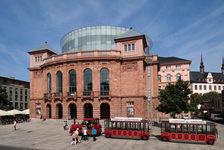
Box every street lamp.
[145,56,153,136]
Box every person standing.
[71,131,77,145]
[13,120,17,131]
[75,128,80,143]
[63,121,66,130]
[92,127,96,142]
[83,126,88,141]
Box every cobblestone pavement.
[0,120,223,150]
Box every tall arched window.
[167,74,171,82]
[176,73,181,81]
[56,71,63,95]
[47,73,51,93]
[69,70,76,95]
[100,68,109,95]
[84,68,92,96]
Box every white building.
[190,56,224,94]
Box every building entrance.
[69,103,77,119]
[46,104,51,119]
[100,103,110,119]
[84,103,93,118]
[56,104,63,119]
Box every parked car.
[183,114,189,119]
[211,113,223,122]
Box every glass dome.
[61,26,151,54]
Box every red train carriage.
[69,118,102,135]
[104,117,150,140]
[161,119,217,145]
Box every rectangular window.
[132,44,135,50]
[199,85,202,90]
[176,65,181,69]
[166,66,171,70]
[195,85,197,90]
[124,45,127,51]
[214,86,217,91]
[35,56,37,62]
[158,75,161,82]
[204,85,206,90]
[127,107,134,116]
[127,101,134,106]
[36,108,41,115]
[25,103,28,109]
[218,86,221,90]
[128,44,131,51]
[209,85,212,90]
[15,102,18,109]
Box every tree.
[0,84,9,110]
[202,91,219,100]
[189,93,203,114]
[156,79,192,118]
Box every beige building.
[0,76,30,110]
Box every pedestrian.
[63,121,67,130]
[92,127,96,142]
[71,131,77,145]
[13,120,17,131]
[83,126,88,141]
[75,128,80,143]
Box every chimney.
[222,56,224,75]
[200,54,204,74]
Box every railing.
[67,92,76,96]
[54,92,62,97]
[83,91,92,96]
[100,91,109,96]
[44,93,52,98]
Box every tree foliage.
[202,91,219,100]
[189,93,203,113]
[156,79,192,118]
[0,84,9,110]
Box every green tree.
[189,93,203,114]
[156,79,192,118]
[202,91,219,100]
[0,84,9,110]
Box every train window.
[170,124,176,132]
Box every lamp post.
[145,56,153,136]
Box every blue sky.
[0,0,223,82]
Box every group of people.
[71,126,97,145]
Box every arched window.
[56,71,63,95]
[100,68,109,95]
[47,73,51,93]
[167,74,171,82]
[176,73,181,81]
[84,68,92,96]
[69,70,76,95]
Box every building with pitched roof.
[190,56,224,94]
[157,56,191,90]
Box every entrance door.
[100,103,110,119]
[46,104,51,119]
[84,103,93,118]
[69,103,77,119]
[56,104,63,119]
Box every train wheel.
[162,137,168,142]
[207,140,214,145]
[105,134,111,138]
[142,135,148,140]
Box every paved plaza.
[0,120,223,150]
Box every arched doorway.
[69,103,77,119]
[56,103,63,119]
[46,104,52,119]
[100,103,110,119]
[84,103,93,118]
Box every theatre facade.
[28,26,160,120]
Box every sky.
[0,0,223,82]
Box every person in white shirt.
[71,131,77,145]
[13,120,17,131]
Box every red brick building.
[28,26,160,120]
